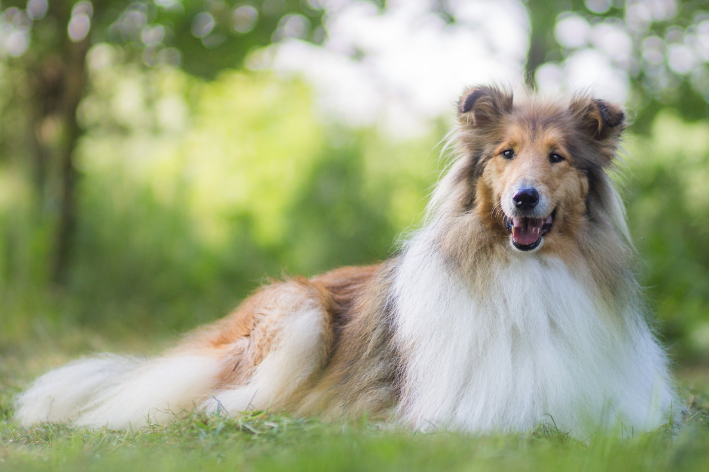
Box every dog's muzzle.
[503,209,555,251]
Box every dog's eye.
[549,153,564,163]
[502,149,514,160]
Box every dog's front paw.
[200,396,229,416]
[199,386,261,417]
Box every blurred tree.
[0,0,324,284]
[525,0,709,129]
[525,0,575,79]
[1,0,707,290]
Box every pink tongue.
[512,217,544,246]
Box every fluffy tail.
[15,353,224,430]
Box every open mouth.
[503,209,555,251]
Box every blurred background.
[0,0,708,368]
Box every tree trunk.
[525,32,547,85]
[51,36,89,285]
[23,1,90,285]
[524,0,562,87]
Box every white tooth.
[545,215,553,224]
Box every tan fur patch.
[177,263,398,418]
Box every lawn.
[3,337,709,472]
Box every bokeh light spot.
[68,14,91,43]
[233,5,258,34]
[554,14,590,49]
[27,0,49,20]
[192,12,215,38]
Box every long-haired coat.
[16,86,678,436]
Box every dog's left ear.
[457,86,513,127]
[570,97,625,141]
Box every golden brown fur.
[173,262,400,418]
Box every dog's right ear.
[569,97,626,142]
[457,86,513,127]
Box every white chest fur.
[392,227,676,436]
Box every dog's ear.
[457,86,513,127]
[570,97,625,141]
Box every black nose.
[513,188,539,211]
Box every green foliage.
[523,0,709,130]
[2,0,325,75]
[624,112,709,361]
[0,0,333,288]
[0,68,441,346]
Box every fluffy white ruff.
[393,224,677,437]
[15,354,224,429]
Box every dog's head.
[453,86,625,253]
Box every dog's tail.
[14,353,224,430]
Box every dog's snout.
[513,188,539,211]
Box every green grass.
[0,410,707,472]
[3,361,709,472]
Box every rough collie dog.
[16,86,678,436]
